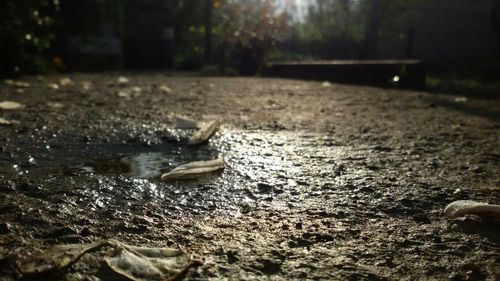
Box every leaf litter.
[15,239,191,280]
[0,117,17,125]
[175,116,198,129]
[12,112,222,278]
[16,240,105,275]
[117,91,132,99]
[59,77,74,86]
[47,102,65,109]
[161,158,225,181]
[322,81,332,88]
[0,101,24,110]
[118,88,142,99]
[159,84,172,93]
[444,200,500,220]
[188,119,220,145]
[47,83,60,90]
[118,76,129,85]
[106,239,191,281]
[81,81,92,91]
[4,80,30,88]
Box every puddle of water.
[6,129,351,216]
[121,152,171,178]
[77,142,221,180]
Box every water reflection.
[121,152,170,178]
[76,140,220,180]
[9,129,350,216]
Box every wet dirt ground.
[0,73,499,280]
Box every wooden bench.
[264,60,426,90]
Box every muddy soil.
[0,73,499,280]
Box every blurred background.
[1,0,500,96]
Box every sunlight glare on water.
[121,152,171,179]
[66,129,350,214]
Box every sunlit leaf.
[0,101,24,110]
[105,239,191,281]
[16,241,105,275]
[444,200,500,220]
[161,158,225,181]
[188,120,220,145]
[175,116,199,129]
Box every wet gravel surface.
[0,73,499,280]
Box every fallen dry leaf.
[0,101,24,110]
[175,116,198,129]
[0,117,13,125]
[47,102,65,109]
[59,77,74,86]
[117,91,131,99]
[160,84,172,93]
[81,81,92,91]
[118,76,129,85]
[322,81,332,88]
[17,241,105,275]
[105,239,191,281]
[161,158,225,181]
[4,80,30,88]
[454,96,467,103]
[444,200,500,220]
[188,120,220,145]
[47,83,59,90]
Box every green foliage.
[174,25,205,70]
[171,0,290,74]
[171,0,205,69]
[280,0,428,60]
[215,0,290,74]
[0,0,58,75]
[375,0,424,50]
[285,0,365,59]
[218,0,288,50]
